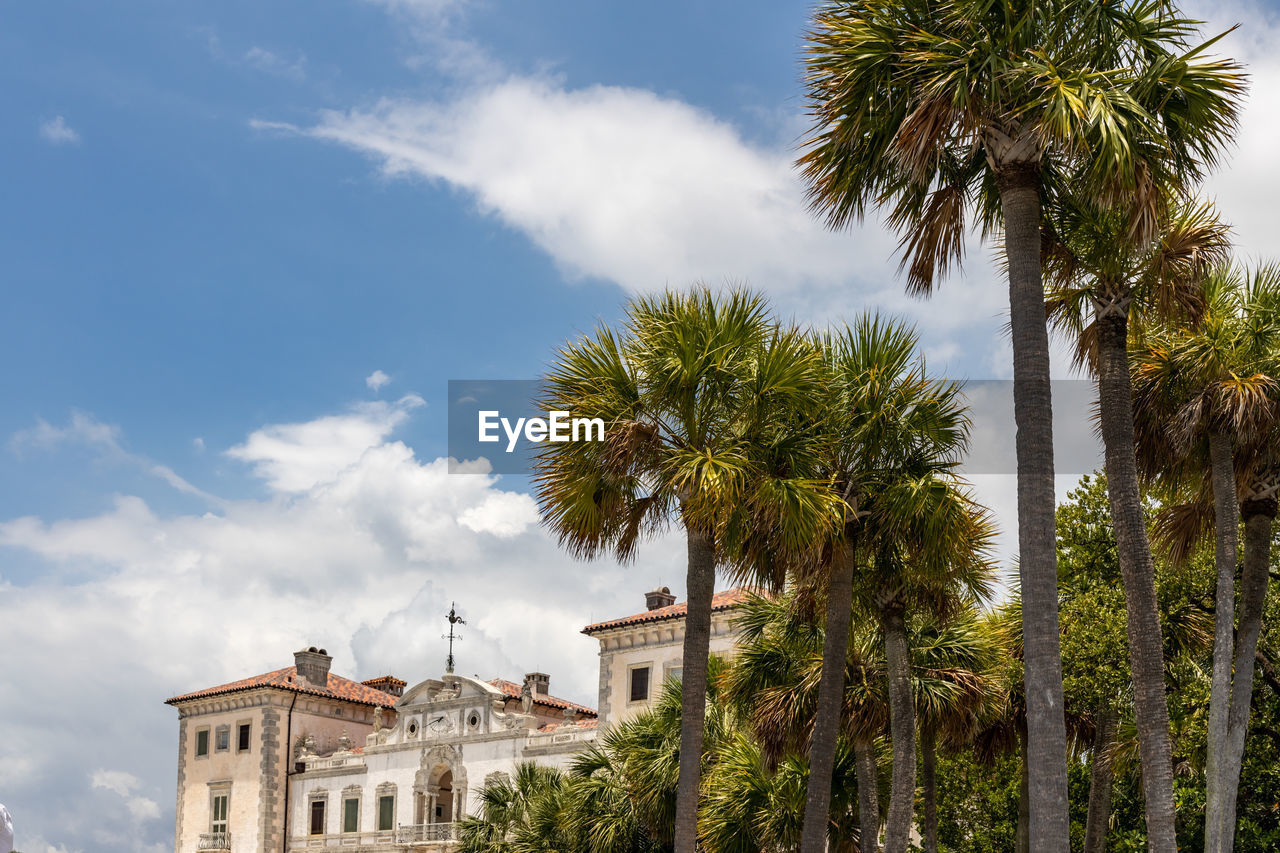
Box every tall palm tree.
[535,288,840,853]
[1043,195,1230,844]
[864,520,994,853]
[797,3,1243,848]
[795,317,990,853]
[1131,263,1280,853]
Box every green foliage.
[934,748,1022,853]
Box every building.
[166,587,750,852]
[582,586,750,727]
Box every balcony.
[395,823,458,844]
[198,833,231,851]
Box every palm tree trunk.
[855,740,880,853]
[1094,305,1179,852]
[921,725,938,853]
[1083,707,1118,853]
[997,166,1070,853]
[880,600,916,853]
[801,548,859,853]
[1016,725,1030,853]
[673,526,716,853]
[1205,430,1239,853]
[1218,498,1276,853]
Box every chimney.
[645,586,676,611]
[295,647,332,687]
[523,672,550,696]
[361,675,407,697]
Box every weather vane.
[443,602,466,673]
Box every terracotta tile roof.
[536,719,600,733]
[488,679,597,717]
[165,666,400,708]
[581,587,752,635]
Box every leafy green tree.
[797,2,1243,847]
[935,747,1022,853]
[536,288,839,853]
[1132,263,1280,852]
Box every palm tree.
[797,3,1243,848]
[701,731,863,853]
[1131,263,1280,853]
[1043,194,1230,844]
[457,763,576,853]
[535,288,840,853]
[865,525,995,853]
[913,606,1004,853]
[732,317,992,853]
[722,590,888,851]
[727,586,1000,853]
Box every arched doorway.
[434,769,454,823]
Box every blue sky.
[2,1,1279,850]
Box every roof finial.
[443,602,466,674]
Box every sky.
[2,0,1280,850]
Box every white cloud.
[306,79,877,298]
[90,769,141,797]
[22,839,80,853]
[11,412,119,452]
[125,797,160,822]
[457,489,539,537]
[39,116,80,145]
[243,46,306,81]
[288,77,1014,373]
[226,395,424,493]
[10,412,222,506]
[365,369,392,391]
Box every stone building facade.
[166,587,750,852]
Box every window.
[629,665,651,703]
[237,723,251,753]
[665,665,683,685]
[215,725,230,752]
[210,792,229,834]
[342,796,360,833]
[310,799,326,835]
[195,728,210,757]
[377,794,395,831]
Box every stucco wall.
[174,700,269,853]
[593,608,740,726]
[172,690,382,853]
